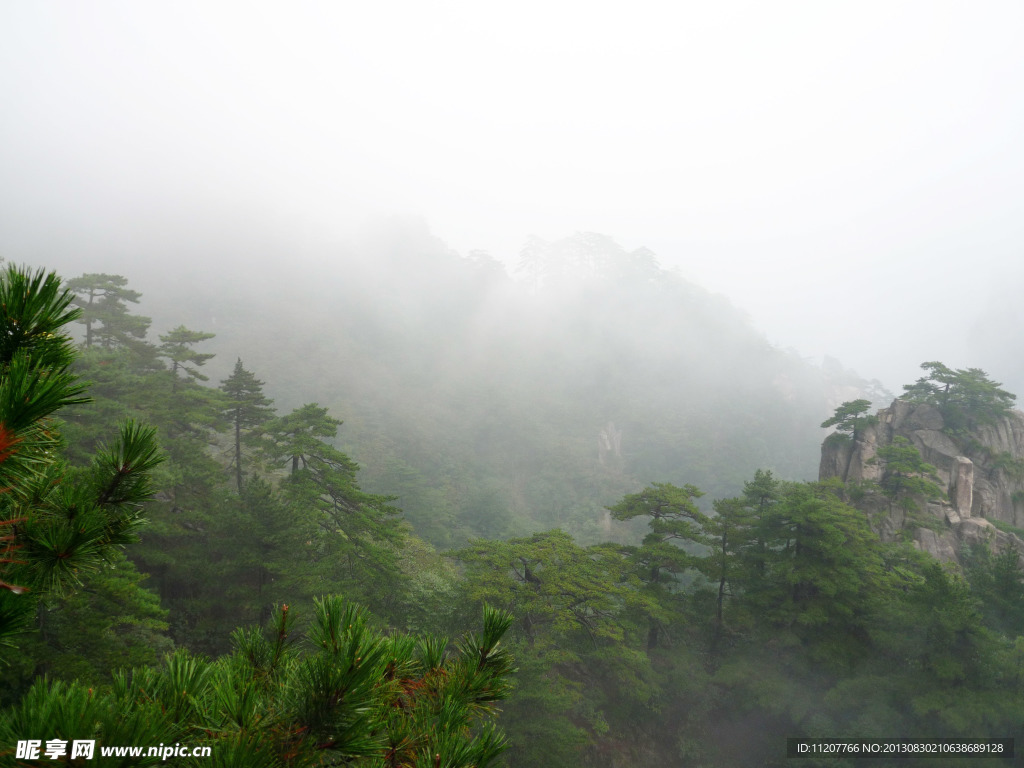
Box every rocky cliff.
[819,399,1024,564]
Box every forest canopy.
[0,256,1020,767]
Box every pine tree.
[1,549,172,704]
[219,359,275,494]
[821,399,878,443]
[607,482,708,649]
[0,599,515,767]
[705,496,755,632]
[869,436,944,514]
[0,265,164,650]
[264,403,342,476]
[742,481,888,665]
[456,530,650,764]
[263,404,407,611]
[202,477,323,632]
[903,361,1016,432]
[157,325,215,391]
[64,273,151,350]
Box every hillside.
[97,227,883,545]
[820,388,1024,565]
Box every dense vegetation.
[0,265,514,767]
[124,228,888,544]
[2,246,1022,766]
[903,361,1017,433]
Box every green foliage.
[607,482,708,650]
[219,359,274,493]
[262,404,407,613]
[0,266,83,371]
[0,266,89,491]
[394,538,462,635]
[988,451,1024,481]
[607,482,708,575]
[15,257,1024,766]
[458,530,642,649]
[0,551,172,706]
[65,273,151,351]
[455,530,661,762]
[0,266,165,653]
[961,542,1024,637]
[820,399,877,443]
[869,436,944,513]
[734,468,781,583]
[869,558,1022,736]
[158,324,216,384]
[989,518,1024,539]
[705,495,755,630]
[497,653,591,767]
[211,478,321,630]
[903,361,1016,432]
[738,482,890,663]
[459,469,1024,765]
[263,403,343,476]
[29,277,416,654]
[11,421,163,597]
[0,599,515,768]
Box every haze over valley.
[2,3,1024,766]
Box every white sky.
[2,1,1023,389]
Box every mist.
[6,5,1024,764]
[3,1,1023,394]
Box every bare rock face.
[848,428,881,483]
[903,403,945,431]
[819,438,852,482]
[819,422,881,484]
[820,399,1024,566]
[913,528,959,562]
[958,518,997,548]
[912,518,1023,566]
[911,430,962,482]
[950,457,973,518]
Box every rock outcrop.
[819,399,1024,565]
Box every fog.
[6,8,1024,759]
[2,1,1023,391]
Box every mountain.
[820,390,1024,565]
[56,226,877,544]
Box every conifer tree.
[870,436,944,514]
[220,359,275,493]
[903,361,1016,432]
[157,325,215,391]
[2,549,172,703]
[456,530,650,764]
[1,599,516,767]
[64,273,151,350]
[607,483,708,649]
[0,265,164,650]
[263,404,407,610]
[264,403,342,476]
[706,496,755,631]
[821,399,878,443]
[740,468,780,580]
[742,481,888,662]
